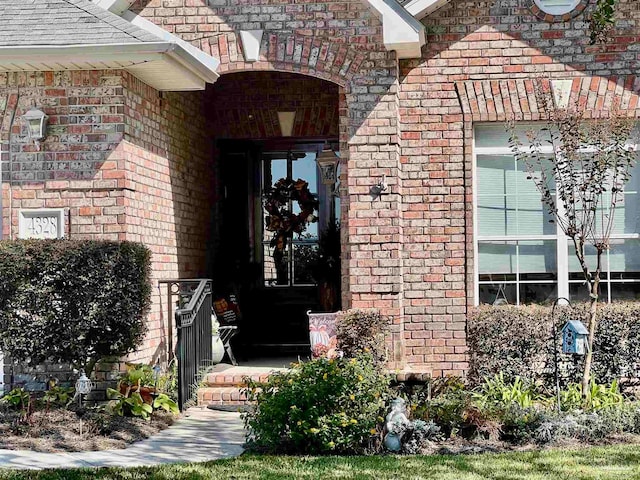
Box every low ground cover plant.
[405,373,640,448]
[107,363,179,420]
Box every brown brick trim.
[528,0,590,23]
[0,90,18,142]
[455,76,640,122]
[201,32,367,87]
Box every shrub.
[412,390,471,438]
[0,239,152,376]
[468,303,640,391]
[335,309,390,366]
[560,379,624,412]
[243,354,390,454]
[533,404,640,445]
[472,373,541,410]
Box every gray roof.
[563,320,589,335]
[0,0,160,46]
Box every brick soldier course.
[1,0,639,384]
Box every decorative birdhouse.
[562,320,589,355]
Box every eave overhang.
[363,0,426,59]
[404,0,452,19]
[0,42,219,91]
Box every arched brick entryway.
[131,0,408,368]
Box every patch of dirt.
[0,407,176,452]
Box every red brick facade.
[0,71,213,368]
[2,0,639,378]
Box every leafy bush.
[42,386,75,408]
[560,379,624,412]
[336,309,390,366]
[243,354,390,454]
[106,362,179,420]
[499,405,546,443]
[0,239,152,376]
[468,303,640,391]
[1,388,31,410]
[472,374,541,410]
[412,390,471,438]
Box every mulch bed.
[0,407,175,452]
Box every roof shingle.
[0,0,160,47]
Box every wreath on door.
[264,177,319,251]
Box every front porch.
[197,358,296,407]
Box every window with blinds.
[474,124,640,305]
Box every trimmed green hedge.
[0,240,152,376]
[468,303,640,391]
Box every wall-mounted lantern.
[562,320,589,355]
[316,147,340,185]
[23,107,48,142]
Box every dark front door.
[217,140,335,357]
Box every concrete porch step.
[198,360,293,407]
[198,386,250,406]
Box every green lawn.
[1,445,640,480]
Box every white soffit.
[0,43,216,91]
[120,10,220,81]
[239,30,264,62]
[92,0,136,16]
[404,0,452,19]
[364,0,426,59]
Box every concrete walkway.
[0,408,245,470]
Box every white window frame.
[473,123,640,306]
[533,0,581,16]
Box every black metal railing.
[170,279,213,411]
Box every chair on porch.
[213,295,240,366]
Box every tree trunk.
[581,249,603,395]
[581,278,599,394]
[572,239,602,397]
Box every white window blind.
[474,124,640,305]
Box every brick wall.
[0,71,128,242]
[0,70,213,388]
[120,72,213,364]
[396,0,640,376]
[6,0,636,379]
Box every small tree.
[508,87,638,394]
[0,240,152,377]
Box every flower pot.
[212,334,225,364]
[119,383,156,404]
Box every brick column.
[342,54,406,369]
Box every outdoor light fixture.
[277,111,296,137]
[316,147,340,185]
[75,372,95,397]
[23,107,48,142]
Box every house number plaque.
[18,209,65,239]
